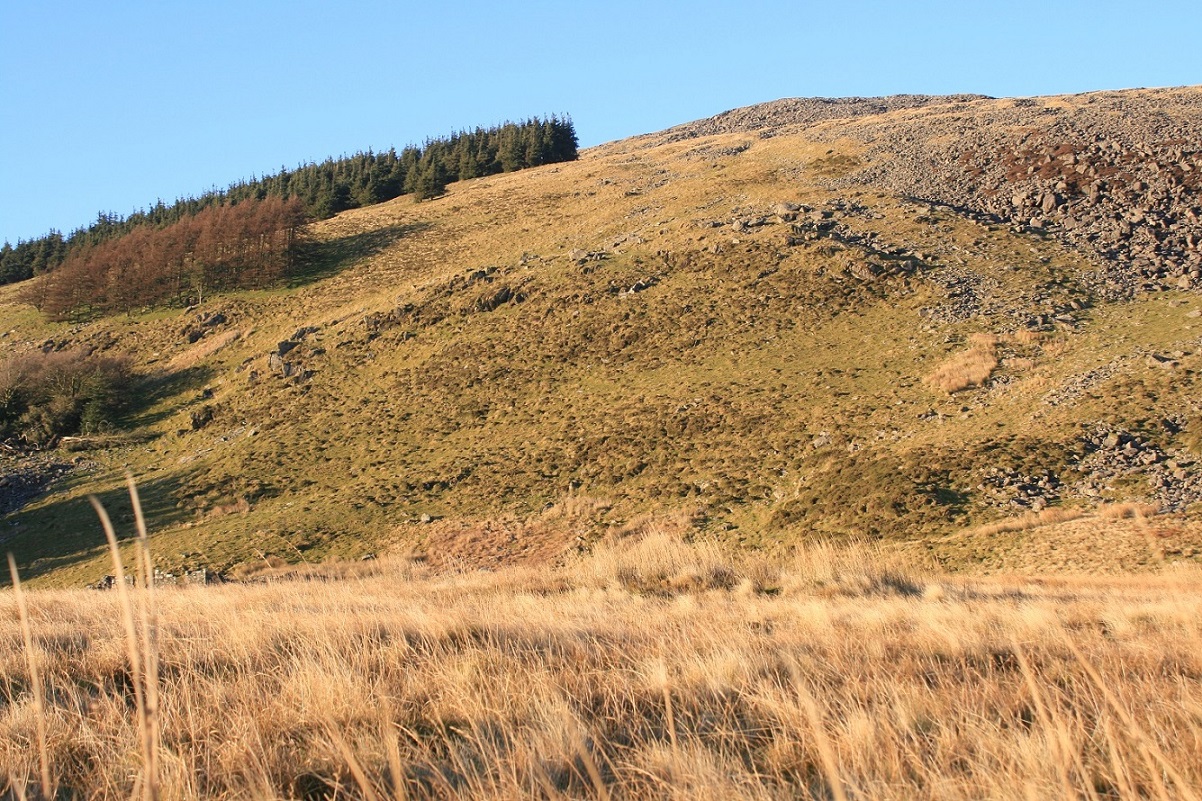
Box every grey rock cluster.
[789,207,923,278]
[569,249,610,264]
[1040,361,1126,408]
[916,267,1000,325]
[977,466,1062,511]
[181,310,228,344]
[1073,427,1202,511]
[190,405,215,430]
[363,266,531,342]
[822,90,1202,297]
[263,324,321,384]
[90,567,220,590]
[0,464,46,516]
[972,426,1201,513]
[153,567,221,586]
[0,457,82,518]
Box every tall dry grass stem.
[790,664,849,801]
[328,727,381,801]
[1012,640,1076,798]
[1016,639,1104,801]
[1063,635,1199,801]
[1101,716,1139,801]
[127,475,162,796]
[379,708,408,801]
[650,658,680,768]
[7,553,52,799]
[1134,508,1167,564]
[90,483,160,801]
[568,718,611,801]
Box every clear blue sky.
[2,0,1199,246]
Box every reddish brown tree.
[23,197,306,319]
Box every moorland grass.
[4,529,1201,800]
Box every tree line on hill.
[1,116,578,313]
[23,196,307,319]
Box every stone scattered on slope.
[819,89,1202,297]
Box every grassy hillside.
[3,89,1202,586]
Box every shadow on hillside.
[125,365,216,430]
[288,222,431,287]
[2,470,195,586]
[930,485,971,521]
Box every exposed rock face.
[190,405,215,430]
[821,90,1202,297]
[977,465,1062,511]
[660,88,1202,298]
[181,310,229,344]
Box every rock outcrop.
[659,88,1202,298]
[824,89,1202,297]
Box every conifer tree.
[412,148,449,201]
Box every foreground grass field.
[4,528,1201,800]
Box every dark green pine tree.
[400,146,423,195]
[549,115,579,162]
[312,180,353,219]
[498,124,523,172]
[0,242,30,284]
[411,148,449,201]
[457,146,479,181]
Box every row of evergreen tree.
[1,115,578,287]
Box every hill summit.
[3,87,1202,585]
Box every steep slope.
[3,88,1202,585]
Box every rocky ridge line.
[658,93,991,143]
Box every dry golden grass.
[924,330,1067,394]
[5,532,1202,800]
[926,337,1000,394]
[970,506,1089,537]
[1099,502,1161,521]
[165,329,244,372]
[1011,329,1045,347]
[941,505,1202,575]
